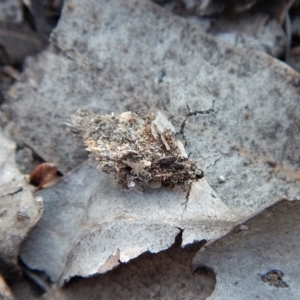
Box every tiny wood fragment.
[71,110,203,189]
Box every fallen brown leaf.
[29,163,62,191]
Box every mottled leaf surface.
[2,0,300,297]
[20,160,236,284]
[193,200,300,299]
[0,133,43,280]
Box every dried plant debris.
[71,110,203,189]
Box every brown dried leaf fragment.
[29,163,62,191]
[71,110,203,189]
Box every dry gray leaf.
[193,199,300,299]
[160,2,287,57]
[42,237,215,300]
[2,0,300,297]
[207,13,286,57]
[0,132,43,280]
[4,0,300,222]
[20,159,237,285]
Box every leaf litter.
[18,113,237,286]
[2,0,300,298]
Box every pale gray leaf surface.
[4,0,299,217]
[20,159,237,285]
[0,132,43,280]
[193,199,300,299]
[0,131,22,183]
